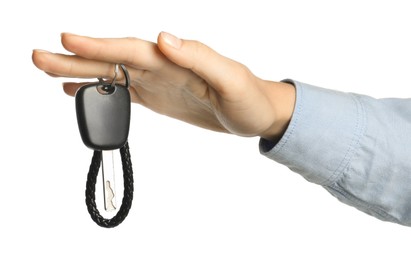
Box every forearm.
[261,80,411,226]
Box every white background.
[1,0,411,259]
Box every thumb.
[157,31,249,90]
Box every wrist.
[259,80,296,142]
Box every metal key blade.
[101,150,116,212]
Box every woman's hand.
[32,32,295,141]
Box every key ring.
[98,64,130,92]
[110,64,119,88]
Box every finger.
[157,32,254,94]
[62,82,84,96]
[46,72,60,77]
[33,50,144,82]
[61,33,167,71]
[33,50,113,78]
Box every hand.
[32,32,295,141]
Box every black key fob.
[75,82,131,151]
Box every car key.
[75,64,134,227]
[101,149,116,211]
[76,70,130,212]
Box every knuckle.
[232,62,253,82]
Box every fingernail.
[61,32,75,36]
[33,49,51,53]
[161,31,182,49]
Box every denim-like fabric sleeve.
[260,80,411,226]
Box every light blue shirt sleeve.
[260,80,411,226]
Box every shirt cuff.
[259,79,365,186]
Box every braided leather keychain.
[85,143,133,228]
[75,64,134,228]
